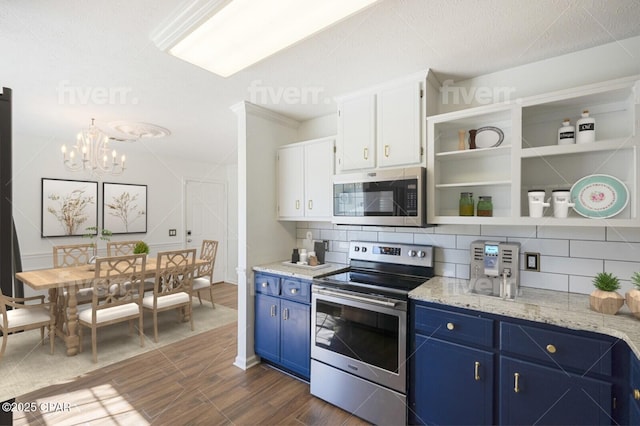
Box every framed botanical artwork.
[102,182,147,234]
[41,178,98,237]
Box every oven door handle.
[314,288,399,308]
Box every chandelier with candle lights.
[61,118,126,177]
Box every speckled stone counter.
[409,276,640,359]
[253,261,348,281]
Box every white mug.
[528,190,550,218]
[552,190,575,218]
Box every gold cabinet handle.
[446,322,455,330]
[514,373,520,393]
[270,305,276,317]
[295,200,300,210]
[363,147,368,160]
[546,344,556,354]
[308,200,313,210]
[474,361,480,381]
[634,389,640,401]
[384,144,390,157]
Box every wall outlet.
[525,252,540,271]
[169,229,177,237]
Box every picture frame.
[102,182,147,234]
[41,178,98,237]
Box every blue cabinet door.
[254,293,280,363]
[500,356,612,425]
[412,335,494,425]
[280,299,311,379]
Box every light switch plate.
[169,229,177,236]
[525,252,540,271]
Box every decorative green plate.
[570,174,628,219]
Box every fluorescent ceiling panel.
[169,0,378,77]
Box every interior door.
[185,179,226,283]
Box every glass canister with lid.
[459,192,474,216]
[477,196,493,217]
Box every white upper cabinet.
[277,137,335,221]
[337,93,376,172]
[377,80,422,168]
[427,75,640,227]
[336,71,431,173]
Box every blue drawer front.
[255,273,280,296]
[281,278,311,304]
[500,322,612,375]
[414,305,494,348]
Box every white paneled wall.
[296,222,640,295]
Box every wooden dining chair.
[106,240,141,256]
[193,240,219,308]
[143,249,196,342]
[0,292,55,362]
[78,254,146,363]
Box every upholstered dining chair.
[78,254,146,363]
[106,240,141,256]
[192,240,219,308]
[0,292,55,361]
[143,249,196,343]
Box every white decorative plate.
[475,126,504,149]
[570,174,629,219]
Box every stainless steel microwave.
[332,166,426,227]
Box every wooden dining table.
[15,257,207,356]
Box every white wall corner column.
[231,101,299,370]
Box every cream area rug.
[0,301,237,401]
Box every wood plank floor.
[14,283,369,425]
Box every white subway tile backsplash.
[568,275,593,295]
[435,262,456,278]
[509,237,568,256]
[456,235,498,249]
[334,224,362,231]
[571,240,640,261]
[435,224,481,235]
[305,221,333,230]
[604,260,640,281]
[415,233,456,248]
[347,230,378,242]
[456,264,470,280]
[325,251,348,264]
[297,228,321,240]
[481,225,536,238]
[538,226,605,241]
[539,256,602,276]
[607,227,640,242]
[378,231,414,244]
[331,241,350,252]
[438,248,471,264]
[320,229,347,241]
[521,271,568,292]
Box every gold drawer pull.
[474,361,480,381]
[384,144,390,157]
[363,147,369,160]
[295,200,300,210]
[546,344,556,354]
[514,373,520,393]
[634,389,640,401]
[308,200,313,210]
[446,322,455,330]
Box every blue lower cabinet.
[254,274,311,380]
[280,299,310,378]
[500,356,612,425]
[254,293,280,363]
[412,335,493,425]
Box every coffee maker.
[469,241,521,299]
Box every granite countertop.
[409,276,640,359]
[253,261,349,280]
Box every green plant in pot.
[84,226,112,261]
[625,272,640,319]
[589,272,624,315]
[133,241,150,255]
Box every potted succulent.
[589,272,624,315]
[625,272,640,319]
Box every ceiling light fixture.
[165,0,379,77]
[61,119,126,177]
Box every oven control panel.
[349,241,433,267]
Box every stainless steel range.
[311,241,434,425]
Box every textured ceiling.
[2,0,640,164]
